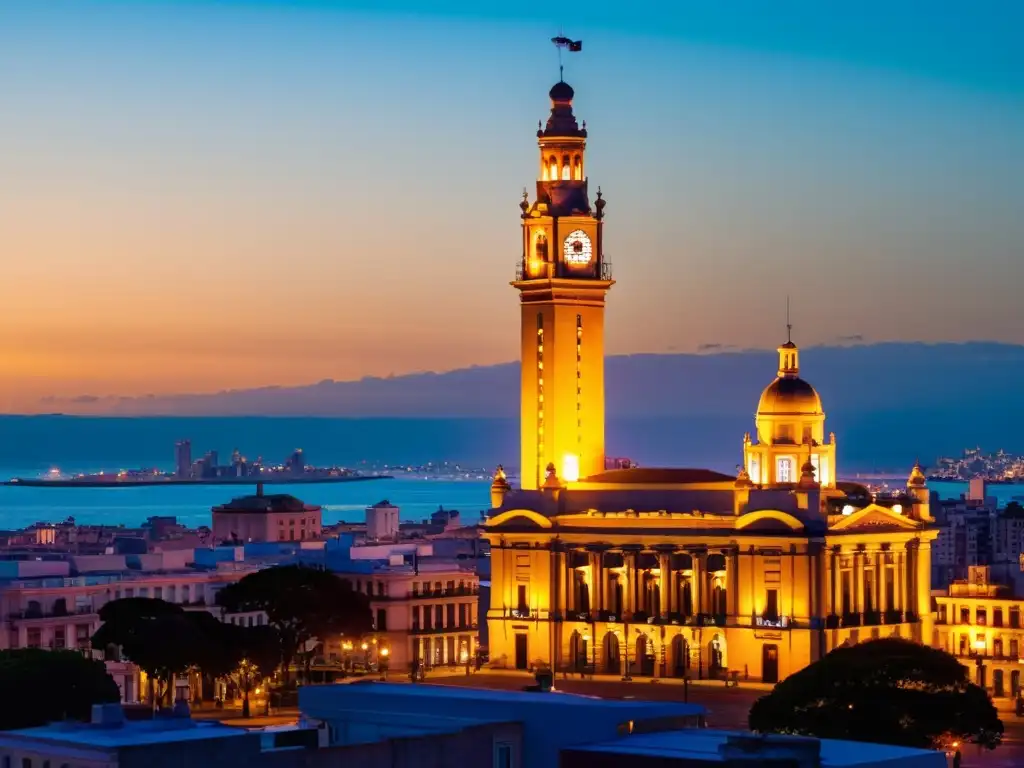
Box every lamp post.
[972,639,986,688]
[379,647,390,680]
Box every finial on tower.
[786,296,792,345]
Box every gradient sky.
[1,0,1022,412]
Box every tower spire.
[786,296,792,344]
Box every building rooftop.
[0,718,247,749]
[213,493,320,514]
[325,681,703,715]
[582,468,736,485]
[569,729,944,767]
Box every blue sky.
[0,0,1021,409]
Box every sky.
[1,0,1022,412]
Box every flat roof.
[571,730,944,767]
[325,682,704,714]
[0,719,248,749]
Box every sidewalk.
[472,667,776,692]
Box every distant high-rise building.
[174,440,191,479]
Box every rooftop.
[213,493,320,513]
[569,729,944,767]
[0,718,247,749]
[583,468,735,485]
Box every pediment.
[829,503,920,532]
[485,508,553,530]
[736,510,805,532]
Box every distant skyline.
[2,0,1022,413]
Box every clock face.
[563,230,592,266]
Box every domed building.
[743,336,837,488]
[482,75,937,687]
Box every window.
[494,742,513,768]
[446,604,455,628]
[1011,607,1020,628]
[1011,639,1019,659]
[434,605,443,628]
[994,609,1004,628]
[978,608,988,626]
[764,589,779,621]
[776,457,793,483]
[517,585,528,612]
[748,456,760,485]
[961,607,971,624]
[376,608,387,631]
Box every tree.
[216,565,372,685]
[0,649,120,730]
[92,598,208,707]
[749,638,1003,751]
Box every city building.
[0,550,274,702]
[484,77,937,684]
[933,565,1024,701]
[175,440,192,479]
[211,489,322,544]
[325,536,480,672]
[0,703,310,768]
[299,682,704,768]
[366,500,400,541]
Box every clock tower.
[514,79,613,490]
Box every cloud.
[836,334,865,343]
[71,395,101,404]
[698,343,737,353]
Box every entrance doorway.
[514,634,528,670]
[670,635,689,678]
[762,644,779,684]
[636,634,655,676]
[602,632,621,674]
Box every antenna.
[557,24,564,81]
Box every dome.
[549,80,574,102]
[757,376,823,416]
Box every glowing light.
[562,454,580,483]
[380,647,390,657]
[841,505,855,516]
[973,639,986,650]
[891,504,903,515]
[361,642,369,651]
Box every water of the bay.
[0,470,1012,530]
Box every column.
[693,553,704,616]
[727,549,739,619]
[658,553,670,617]
[854,551,864,617]
[593,552,604,613]
[916,542,933,641]
[830,549,838,617]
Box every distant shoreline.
[3,475,392,489]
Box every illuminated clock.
[563,230,592,266]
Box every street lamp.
[379,647,390,680]
[971,639,986,687]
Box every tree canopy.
[93,597,230,701]
[215,565,372,682]
[0,649,120,730]
[749,638,1003,751]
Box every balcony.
[565,611,592,623]
[884,609,904,624]
[409,587,480,600]
[597,610,622,623]
[410,622,479,635]
[841,613,861,628]
[507,607,537,620]
[514,259,614,281]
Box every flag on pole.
[551,36,583,52]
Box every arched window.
[561,155,571,180]
[573,154,582,180]
[549,156,558,181]
[535,232,548,262]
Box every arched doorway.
[636,634,655,677]
[708,634,726,678]
[609,575,624,616]
[569,631,588,672]
[680,579,693,617]
[994,669,1005,698]
[602,632,621,675]
[670,635,689,678]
